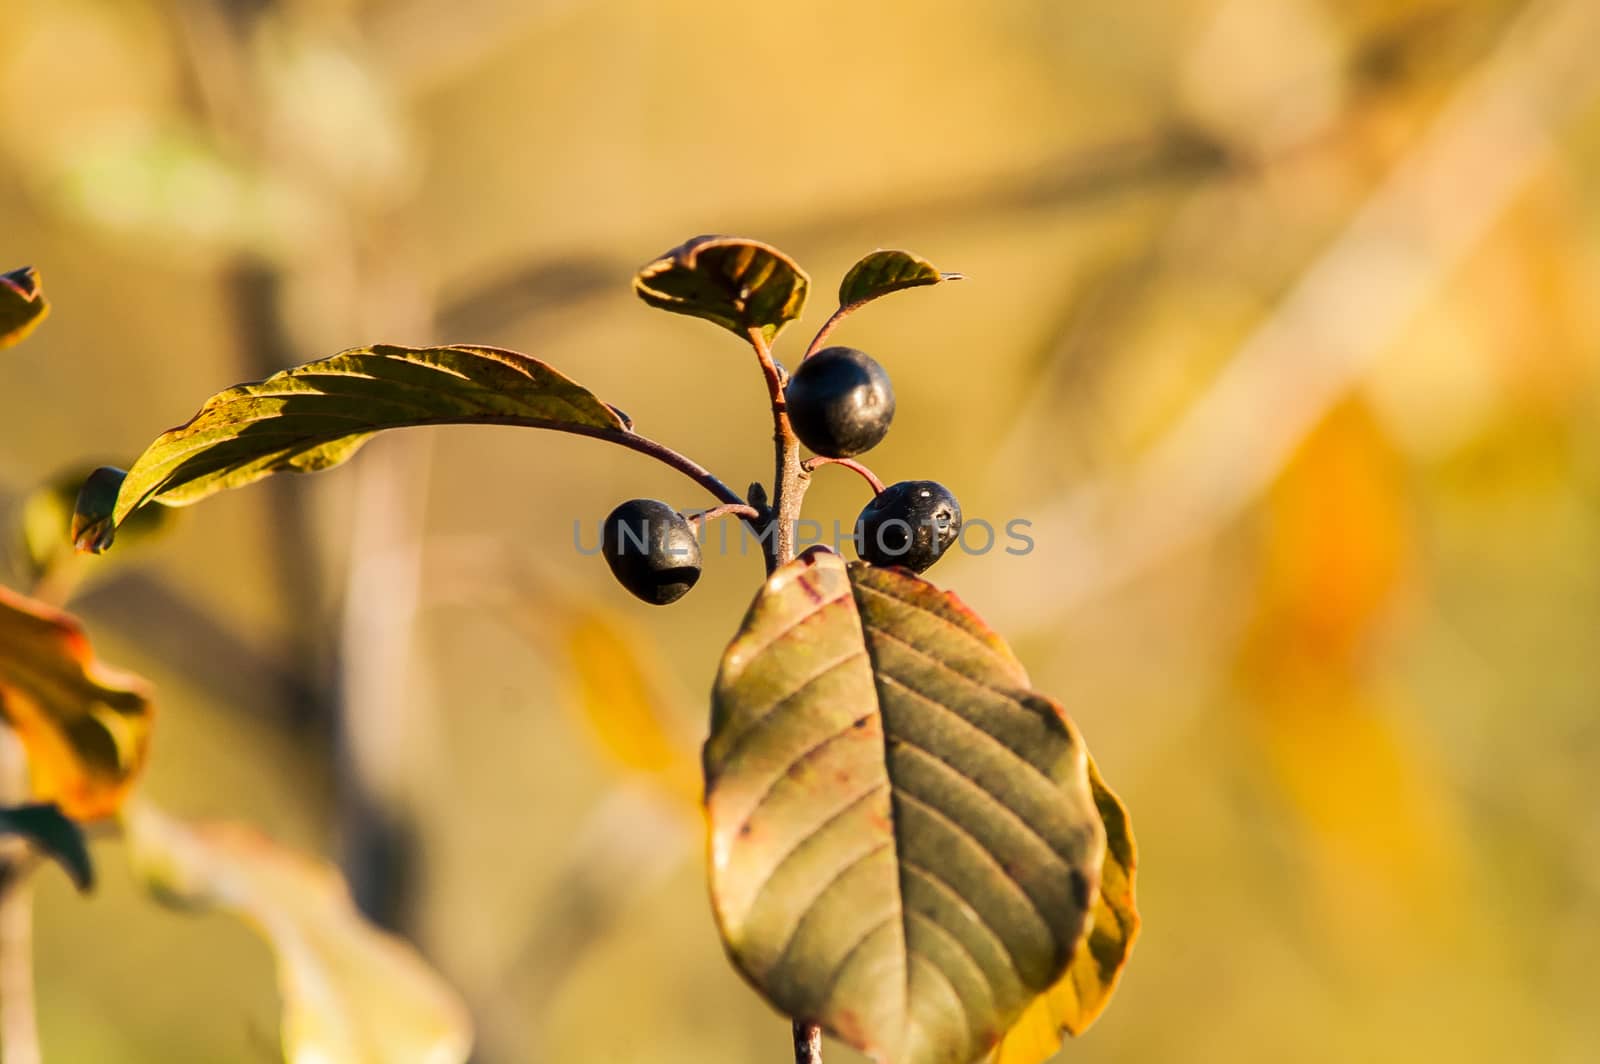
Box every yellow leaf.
[562,612,699,805]
[1249,670,1460,916]
[0,584,152,819]
[1250,399,1408,667]
[987,759,1140,1064]
[1241,397,1459,914]
[128,803,473,1064]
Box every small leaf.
[987,760,1139,1063]
[128,803,473,1064]
[705,548,1106,1064]
[837,250,962,309]
[0,803,93,892]
[0,266,49,349]
[634,236,809,341]
[0,586,153,820]
[78,344,628,551]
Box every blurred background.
[3,0,1599,1061]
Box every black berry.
[855,480,962,573]
[784,346,895,458]
[601,499,702,604]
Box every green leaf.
[0,266,49,349]
[986,760,1139,1064]
[78,344,627,551]
[0,803,93,892]
[128,802,473,1064]
[837,250,962,310]
[0,585,154,820]
[705,548,1106,1064]
[634,236,810,341]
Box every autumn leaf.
[0,585,153,820]
[128,803,473,1064]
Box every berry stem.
[748,328,808,572]
[801,456,886,495]
[684,502,761,532]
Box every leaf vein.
[741,781,890,922]
[880,690,1083,871]
[893,789,1057,957]
[712,647,869,776]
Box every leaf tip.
[0,265,50,349]
[71,466,128,554]
[0,266,43,302]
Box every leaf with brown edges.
[706,548,1106,1064]
[0,585,153,820]
[634,236,809,341]
[986,759,1139,1063]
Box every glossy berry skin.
[855,480,962,573]
[784,346,895,458]
[601,499,702,605]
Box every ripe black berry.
[855,480,962,573]
[601,499,702,605]
[784,346,895,458]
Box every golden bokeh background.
[3,0,1599,1061]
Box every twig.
[223,258,339,730]
[748,329,806,572]
[745,323,820,1054]
[0,733,39,1064]
[792,1021,823,1064]
[436,129,1225,339]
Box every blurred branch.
[0,733,39,1064]
[224,258,339,730]
[335,429,434,928]
[962,0,1600,633]
[366,0,591,98]
[168,0,256,152]
[986,244,1167,486]
[333,232,441,931]
[436,127,1228,338]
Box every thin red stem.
[685,502,760,532]
[802,456,885,495]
